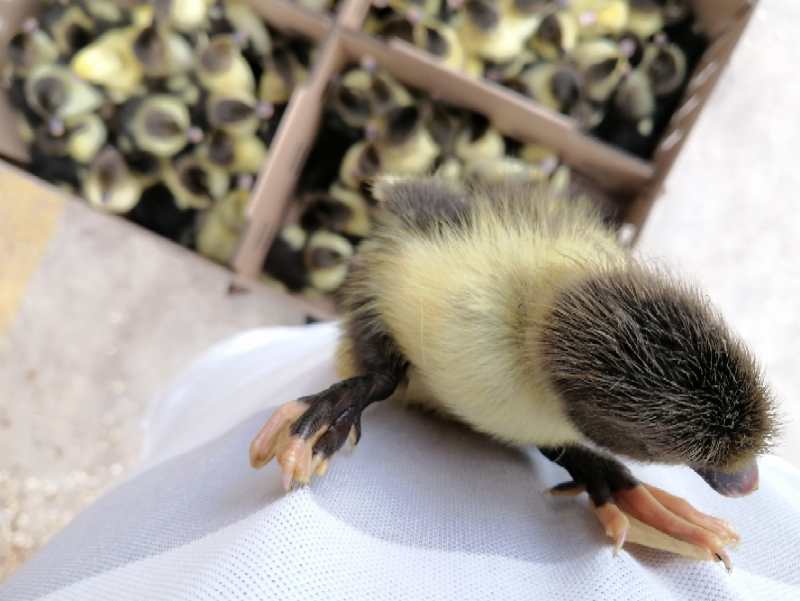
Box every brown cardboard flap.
[249,0,333,40]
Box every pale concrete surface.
[637,0,800,467]
[0,193,312,580]
[1,0,799,585]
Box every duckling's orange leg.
[541,446,738,570]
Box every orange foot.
[542,447,739,570]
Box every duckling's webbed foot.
[249,373,399,490]
[540,446,739,570]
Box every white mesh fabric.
[4,323,799,600]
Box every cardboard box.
[0,1,759,320]
[234,0,758,308]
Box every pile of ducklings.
[366,0,706,158]
[4,0,311,258]
[263,64,574,296]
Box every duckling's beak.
[694,460,759,497]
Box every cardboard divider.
[0,0,761,317]
[248,0,333,40]
[337,0,372,30]
[233,29,345,281]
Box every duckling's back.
[336,177,627,447]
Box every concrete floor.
[1,0,799,583]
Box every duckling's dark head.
[541,265,777,497]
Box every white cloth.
[4,323,800,600]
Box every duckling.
[412,19,466,72]
[368,105,440,176]
[80,0,129,29]
[259,44,308,105]
[83,146,143,214]
[455,0,539,63]
[125,150,163,188]
[300,184,372,239]
[573,39,628,103]
[329,183,372,237]
[5,26,59,78]
[529,11,579,61]
[661,0,691,26]
[125,94,194,158]
[33,112,107,164]
[613,68,656,137]
[567,0,629,37]
[71,26,144,102]
[206,92,269,136]
[40,3,95,57]
[548,163,571,194]
[434,155,464,180]
[484,50,537,82]
[641,39,687,97]
[200,129,268,173]
[263,223,310,293]
[424,103,462,153]
[195,186,250,264]
[154,0,213,33]
[252,177,775,574]
[384,0,443,21]
[329,68,413,130]
[197,34,256,96]
[304,229,354,293]
[453,112,505,164]
[132,21,194,78]
[165,73,203,106]
[511,62,582,115]
[163,153,230,209]
[24,64,105,125]
[626,0,664,40]
[465,155,549,183]
[339,141,383,190]
[216,0,272,59]
[520,142,560,174]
